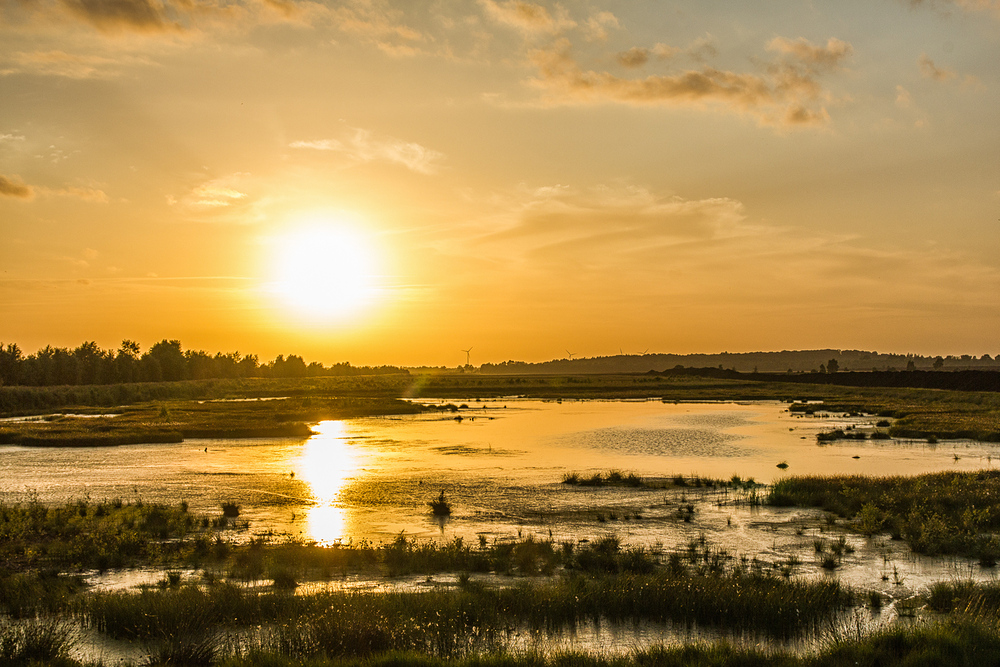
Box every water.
[3,399,999,595]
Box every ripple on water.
[561,426,755,458]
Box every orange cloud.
[528,36,849,128]
[766,37,852,69]
[0,175,35,199]
[479,0,575,35]
[58,0,177,33]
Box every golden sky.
[1,0,998,366]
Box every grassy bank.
[0,395,422,446]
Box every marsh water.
[3,399,1000,659]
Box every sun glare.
[296,420,363,544]
[269,218,380,322]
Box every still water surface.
[1,399,996,547]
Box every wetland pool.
[3,399,999,597]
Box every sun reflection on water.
[297,420,363,544]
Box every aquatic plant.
[429,491,451,516]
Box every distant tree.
[906,359,916,372]
[827,358,839,373]
[819,364,827,374]
[0,343,23,385]
[933,356,944,370]
[145,340,186,382]
[73,341,106,385]
[115,340,140,383]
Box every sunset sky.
[2,0,998,367]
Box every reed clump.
[562,471,645,487]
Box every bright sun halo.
[270,220,380,322]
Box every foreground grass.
[768,470,1000,560]
[78,569,850,643]
[6,618,1000,667]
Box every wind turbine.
[461,347,473,366]
[566,350,576,360]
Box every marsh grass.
[768,471,1000,558]
[0,498,222,574]
[561,471,645,487]
[0,617,75,664]
[77,566,851,649]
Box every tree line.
[0,340,407,387]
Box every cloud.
[4,0,315,37]
[289,139,341,151]
[583,11,618,42]
[1,50,130,79]
[906,0,1000,15]
[527,36,850,128]
[616,43,685,68]
[291,128,444,174]
[189,178,248,207]
[918,53,957,81]
[479,0,575,35]
[766,37,852,69]
[616,47,649,68]
[473,184,758,266]
[895,84,912,107]
[52,186,110,202]
[328,1,431,57]
[0,133,27,144]
[58,0,177,33]
[0,175,35,199]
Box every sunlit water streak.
[296,420,366,543]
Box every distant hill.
[480,349,999,375]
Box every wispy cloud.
[291,128,444,174]
[49,186,110,202]
[187,176,249,208]
[906,0,1000,16]
[479,0,575,35]
[3,0,314,37]
[0,174,35,200]
[918,53,957,81]
[0,50,135,79]
[583,11,618,42]
[615,40,712,69]
[58,0,177,33]
[526,35,851,128]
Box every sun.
[268,217,381,322]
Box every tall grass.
[0,617,75,664]
[78,568,851,646]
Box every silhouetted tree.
[827,358,839,373]
[0,343,22,385]
[145,340,186,382]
